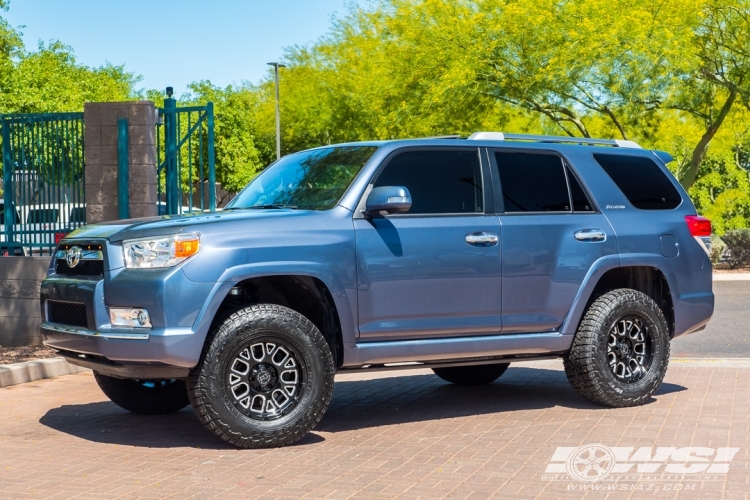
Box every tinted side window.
[374,150,483,214]
[593,154,682,210]
[567,169,594,212]
[495,152,570,212]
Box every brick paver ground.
[0,360,748,499]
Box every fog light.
[110,308,152,328]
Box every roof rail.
[467,132,642,149]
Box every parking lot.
[0,282,748,499]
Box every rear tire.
[94,372,190,415]
[564,289,670,408]
[432,363,510,385]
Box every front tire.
[564,289,670,408]
[94,373,190,415]
[433,363,510,385]
[188,304,335,449]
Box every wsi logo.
[544,444,740,482]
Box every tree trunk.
[681,90,737,190]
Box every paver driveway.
[0,359,748,499]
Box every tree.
[0,41,137,113]
[184,81,265,197]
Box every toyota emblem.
[66,246,82,268]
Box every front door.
[355,148,503,342]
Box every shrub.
[722,229,750,269]
[710,235,726,265]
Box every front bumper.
[40,245,217,375]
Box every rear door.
[490,149,618,334]
[354,148,503,341]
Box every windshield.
[226,146,379,210]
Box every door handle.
[465,232,498,247]
[575,229,607,242]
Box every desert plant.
[722,229,750,269]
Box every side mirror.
[365,186,412,215]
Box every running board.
[338,354,562,373]
[344,332,571,367]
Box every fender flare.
[189,261,357,350]
[560,253,677,335]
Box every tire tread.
[563,289,670,408]
[187,304,335,449]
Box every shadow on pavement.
[39,367,686,447]
[318,367,687,433]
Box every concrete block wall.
[0,258,49,347]
[0,102,161,348]
[84,101,158,222]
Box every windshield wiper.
[223,204,298,211]
[246,204,298,209]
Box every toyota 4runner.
[41,132,714,448]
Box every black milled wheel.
[432,363,510,385]
[187,304,335,449]
[94,372,190,415]
[564,289,670,408]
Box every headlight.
[122,233,200,269]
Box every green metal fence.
[1,113,85,256]
[156,98,216,215]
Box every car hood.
[63,209,314,243]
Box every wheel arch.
[562,256,676,338]
[203,271,350,369]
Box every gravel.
[0,345,58,365]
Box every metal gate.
[1,113,85,256]
[156,98,216,215]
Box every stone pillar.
[83,101,158,222]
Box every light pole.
[267,62,286,160]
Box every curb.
[713,273,750,281]
[0,357,90,388]
[671,358,750,367]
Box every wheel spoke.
[606,315,653,383]
[227,337,302,420]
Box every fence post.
[2,119,14,253]
[117,118,130,219]
[163,97,178,215]
[206,102,216,211]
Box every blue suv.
[40,132,714,448]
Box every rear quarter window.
[592,154,682,210]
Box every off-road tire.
[187,304,335,449]
[564,289,670,408]
[94,372,190,415]
[432,363,510,385]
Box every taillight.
[685,215,711,237]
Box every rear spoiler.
[652,150,674,164]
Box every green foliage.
[710,235,726,264]
[722,229,750,268]
[0,10,137,114]
[183,81,265,195]
[689,153,750,234]
[0,41,138,113]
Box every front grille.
[47,301,88,328]
[54,241,105,277]
[55,259,104,276]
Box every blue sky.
[3,0,350,98]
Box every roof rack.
[467,132,642,149]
